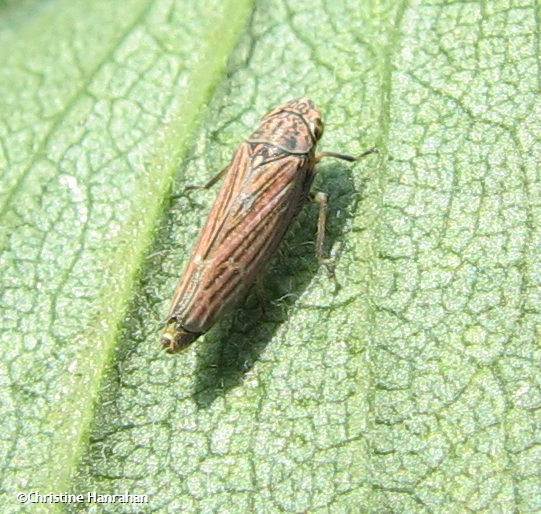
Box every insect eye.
[312,119,324,140]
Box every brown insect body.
[162,98,346,353]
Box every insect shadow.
[193,162,366,409]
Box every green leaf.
[1,0,538,512]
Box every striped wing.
[169,141,311,333]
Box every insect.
[162,98,376,353]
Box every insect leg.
[254,276,269,319]
[315,147,378,163]
[185,163,230,191]
[169,164,230,200]
[310,191,335,277]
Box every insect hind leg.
[310,191,337,280]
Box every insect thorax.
[248,111,315,155]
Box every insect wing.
[167,142,252,317]
[170,145,310,333]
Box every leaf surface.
[0,0,539,512]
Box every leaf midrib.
[1,1,255,502]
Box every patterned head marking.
[249,98,324,154]
[266,97,324,142]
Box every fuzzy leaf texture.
[0,0,539,512]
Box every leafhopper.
[162,98,376,353]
